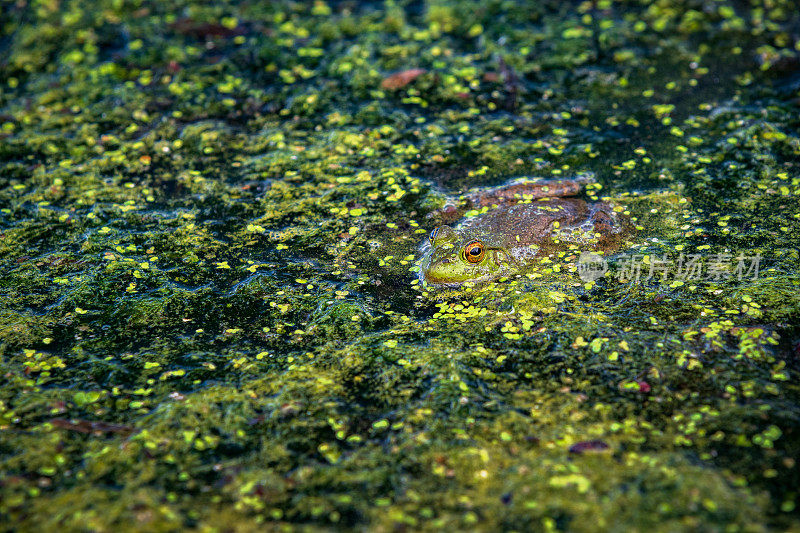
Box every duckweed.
[1,0,799,530]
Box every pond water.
[1,0,799,530]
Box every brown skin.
[437,175,595,224]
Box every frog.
[419,174,631,286]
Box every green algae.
[1,0,800,531]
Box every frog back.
[458,199,590,247]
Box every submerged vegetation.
[1,0,799,530]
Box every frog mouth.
[420,258,462,286]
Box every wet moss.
[1,0,800,531]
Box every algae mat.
[1,0,800,531]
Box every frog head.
[419,226,515,286]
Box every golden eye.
[463,240,485,263]
[429,226,440,245]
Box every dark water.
[1,0,799,530]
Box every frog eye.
[463,240,485,263]
[429,226,441,245]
